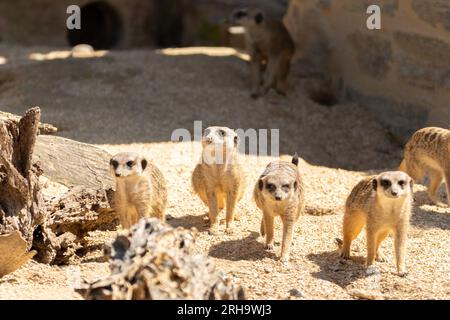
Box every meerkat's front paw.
[397,270,408,277]
[280,256,290,266]
[208,223,219,236]
[376,251,388,262]
[225,226,235,235]
[339,250,350,259]
[265,243,275,251]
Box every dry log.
[35,186,118,265]
[33,135,114,189]
[0,110,57,135]
[0,231,36,277]
[0,107,43,276]
[76,218,246,300]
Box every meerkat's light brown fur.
[254,154,304,263]
[110,152,167,229]
[229,8,295,98]
[399,127,450,207]
[192,126,246,234]
[339,171,414,276]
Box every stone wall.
[285,0,450,142]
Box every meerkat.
[192,126,246,235]
[229,8,295,98]
[399,127,450,207]
[254,154,304,263]
[110,152,167,229]
[338,171,414,276]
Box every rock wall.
[285,0,450,141]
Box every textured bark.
[0,110,57,135]
[76,218,246,300]
[0,107,43,277]
[0,231,36,277]
[35,186,118,265]
[33,135,114,189]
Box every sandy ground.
[0,45,448,300]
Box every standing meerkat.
[192,126,246,235]
[399,127,450,207]
[339,171,414,276]
[229,8,295,98]
[110,152,167,229]
[254,154,304,263]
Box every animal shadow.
[167,213,210,232]
[208,231,277,261]
[307,250,367,288]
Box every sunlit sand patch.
[158,46,250,62]
[29,48,108,61]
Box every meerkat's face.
[110,152,147,179]
[259,174,298,202]
[230,8,265,27]
[202,126,239,149]
[373,171,413,199]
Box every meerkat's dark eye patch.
[266,183,276,191]
[141,159,147,171]
[219,129,226,137]
[235,10,247,19]
[254,12,264,24]
[294,181,298,190]
[381,179,391,188]
[126,161,134,168]
[110,159,119,169]
[398,180,405,187]
[282,184,290,189]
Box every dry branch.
[0,110,57,135]
[0,107,43,276]
[76,218,245,300]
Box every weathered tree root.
[76,218,246,300]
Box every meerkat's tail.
[335,238,343,248]
[292,153,299,166]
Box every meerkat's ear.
[258,178,264,191]
[233,131,240,147]
[372,178,378,191]
[254,12,264,24]
[409,177,414,192]
[141,158,148,171]
[292,153,299,166]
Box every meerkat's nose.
[115,173,121,177]
[275,195,282,201]
[391,191,398,196]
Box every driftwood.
[0,110,57,135]
[34,135,114,189]
[76,218,246,300]
[0,108,118,269]
[0,107,43,276]
[0,231,36,277]
[35,186,118,265]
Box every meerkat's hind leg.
[280,216,295,263]
[206,191,220,235]
[250,54,263,98]
[275,58,290,96]
[394,223,408,276]
[445,170,450,206]
[427,168,445,206]
[340,209,365,259]
[260,59,278,95]
[260,217,266,237]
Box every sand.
[0,45,448,300]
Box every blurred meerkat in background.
[399,127,450,207]
[229,8,295,98]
